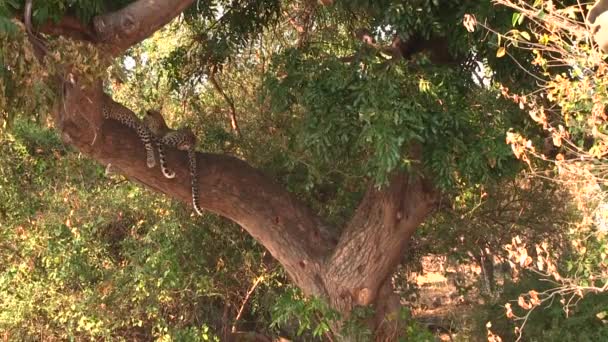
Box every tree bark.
[27,0,440,338]
[93,0,196,55]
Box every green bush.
[0,121,277,340]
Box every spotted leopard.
[144,110,204,216]
[143,109,175,179]
[102,97,156,168]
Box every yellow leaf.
[497,47,506,58]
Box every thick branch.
[324,173,437,311]
[348,29,459,65]
[92,0,195,55]
[57,83,337,297]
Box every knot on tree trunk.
[93,13,139,42]
[120,14,138,36]
[355,287,374,306]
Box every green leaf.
[537,9,546,20]
[512,13,523,27]
[0,16,16,35]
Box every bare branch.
[209,71,242,137]
[232,275,264,333]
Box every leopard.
[102,97,156,169]
[143,109,176,179]
[144,109,204,216]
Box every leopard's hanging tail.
[140,126,156,168]
[188,149,204,216]
[155,139,176,179]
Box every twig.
[209,70,242,138]
[231,275,264,333]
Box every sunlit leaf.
[497,47,506,58]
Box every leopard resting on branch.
[101,97,157,169]
[144,109,204,216]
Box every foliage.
[0,1,16,34]
[263,49,520,187]
[155,0,531,190]
[270,288,436,341]
[406,174,573,301]
[0,13,107,129]
[0,0,133,25]
[270,288,339,339]
[399,308,435,342]
[461,0,608,339]
[477,272,608,342]
[0,121,280,340]
[166,0,281,84]
[0,23,51,128]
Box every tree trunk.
[23,0,439,338]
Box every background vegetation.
[1,0,608,340]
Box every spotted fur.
[102,98,156,168]
[186,149,203,216]
[145,110,204,216]
[143,110,175,179]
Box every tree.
[1,0,528,339]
